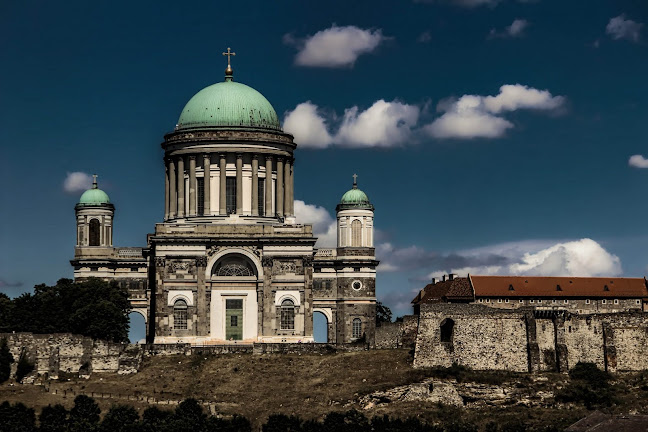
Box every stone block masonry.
[0,333,142,379]
[413,304,648,372]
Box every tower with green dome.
[74,175,115,248]
[336,174,375,248]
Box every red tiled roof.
[470,276,648,298]
[412,277,474,304]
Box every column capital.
[219,153,227,160]
[189,155,196,160]
[277,156,284,162]
[265,155,274,161]
[252,154,259,160]
[203,153,211,160]
[236,153,243,160]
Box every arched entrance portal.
[313,308,333,343]
[128,310,147,344]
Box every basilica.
[70,52,378,346]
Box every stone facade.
[413,304,648,372]
[0,333,141,379]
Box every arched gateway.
[70,51,379,346]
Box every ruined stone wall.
[413,305,528,371]
[0,333,141,379]
[375,322,402,349]
[413,305,648,372]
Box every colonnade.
[164,153,294,220]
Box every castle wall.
[0,333,141,379]
[413,305,648,372]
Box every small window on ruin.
[586,299,590,304]
[498,299,502,303]
[564,300,569,304]
[614,299,619,305]
[440,318,455,343]
[602,299,607,304]
[505,299,509,303]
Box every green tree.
[167,399,207,432]
[99,405,140,432]
[39,404,69,432]
[376,301,393,326]
[140,406,172,432]
[0,401,36,432]
[0,337,14,384]
[69,395,101,432]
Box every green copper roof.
[78,177,111,205]
[337,176,374,211]
[176,80,281,131]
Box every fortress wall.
[0,333,141,379]
[413,305,528,371]
[601,314,648,371]
[375,322,402,349]
[563,315,605,370]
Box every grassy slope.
[2,349,648,429]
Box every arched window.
[351,220,362,247]
[89,219,100,246]
[352,318,362,339]
[174,299,188,330]
[440,318,454,343]
[280,299,295,330]
[212,254,257,277]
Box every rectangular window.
[505,299,509,303]
[637,300,641,305]
[614,299,619,305]
[585,299,590,304]
[564,299,569,304]
[497,299,502,303]
[602,299,607,304]
[197,177,204,215]
[519,299,523,303]
[530,300,534,303]
[479,299,483,303]
[226,177,236,214]
[258,178,265,215]
[486,299,490,303]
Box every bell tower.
[74,175,114,248]
[336,174,374,248]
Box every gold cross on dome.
[222,47,236,67]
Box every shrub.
[69,395,101,432]
[39,404,69,432]
[15,350,34,383]
[0,338,14,383]
[99,405,140,432]
[556,362,616,409]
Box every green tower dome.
[337,175,374,211]
[78,176,111,206]
[176,79,281,131]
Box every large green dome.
[79,188,110,205]
[176,80,281,131]
[337,178,374,211]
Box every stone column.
[284,158,291,217]
[265,156,273,217]
[164,159,170,220]
[251,155,259,216]
[236,153,243,214]
[188,155,196,216]
[219,154,226,215]
[276,157,284,218]
[203,154,211,216]
[289,158,295,216]
[177,156,185,218]
[169,158,176,219]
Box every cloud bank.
[284,84,565,146]
[285,25,385,68]
[294,200,337,247]
[63,172,93,194]
[425,84,565,139]
[629,155,648,168]
[490,19,529,38]
[607,15,643,42]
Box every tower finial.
[352,173,358,189]
[92,174,98,189]
[222,47,236,81]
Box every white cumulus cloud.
[285,25,385,68]
[629,154,648,168]
[283,102,332,148]
[63,172,93,194]
[284,100,419,148]
[294,200,337,247]
[425,84,565,139]
[428,238,622,278]
[606,15,643,42]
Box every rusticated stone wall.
[375,315,419,349]
[413,304,648,372]
[0,333,142,379]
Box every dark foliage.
[556,362,616,409]
[68,395,101,432]
[0,338,14,384]
[4,278,131,342]
[0,401,36,432]
[426,363,519,386]
[15,350,34,383]
[376,301,393,326]
[0,293,13,333]
[38,404,69,432]
[263,414,302,432]
[99,405,140,432]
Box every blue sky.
[2,0,648,332]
